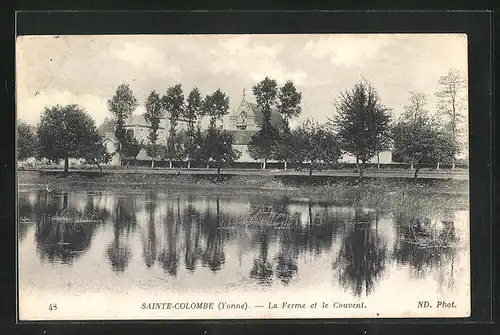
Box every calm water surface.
[18,190,468,299]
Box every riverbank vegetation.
[18,171,468,214]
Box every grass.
[216,205,300,231]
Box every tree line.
[108,83,240,173]
[17,68,466,180]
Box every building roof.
[246,102,285,129]
[126,114,167,128]
[126,113,191,128]
[97,117,115,135]
[127,114,148,126]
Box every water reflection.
[332,210,388,297]
[106,195,137,273]
[250,232,274,284]
[183,198,204,272]
[33,192,106,264]
[18,190,465,297]
[200,198,227,273]
[391,211,459,291]
[142,193,158,269]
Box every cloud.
[302,34,395,67]
[248,69,308,86]
[15,34,469,132]
[208,36,308,85]
[107,42,181,78]
[17,90,109,126]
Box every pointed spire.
[242,88,246,100]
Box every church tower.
[228,89,258,131]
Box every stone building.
[98,114,190,165]
[122,114,191,145]
[224,91,392,166]
[225,91,285,165]
[97,91,393,167]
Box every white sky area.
[16,34,468,129]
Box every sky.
[16,34,468,129]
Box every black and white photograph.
[16,33,470,320]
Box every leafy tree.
[393,117,457,181]
[81,139,113,173]
[122,134,142,168]
[164,130,184,169]
[162,84,185,168]
[162,84,185,128]
[145,143,164,168]
[253,77,279,113]
[435,69,467,169]
[108,84,139,162]
[434,130,459,170]
[183,88,203,168]
[248,126,280,170]
[144,90,164,168]
[275,80,302,169]
[248,77,280,169]
[190,126,209,167]
[37,104,103,172]
[204,128,241,174]
[273,131,295,170]
[202,89,230,130]
[277,80,302,132]
[17,120,37,161]
[332,79,391,180]
[290,120,341,176]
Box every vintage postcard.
[16,33,470,320]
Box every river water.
[17,189,470,319]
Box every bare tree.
[404,91,429,121]
[435,69,467,169]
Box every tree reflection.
[201,198,226,272]
[142,193,158,269]
[250,232,274,284]
[158,199,181,276]
[297,203,335,255]
[183,198,203,272]
[106,195,137,273]
[391,212,458,288]
[332,209,388,297]
[35,192,100,264]
[18,192,39,241]
[274,229,299,285]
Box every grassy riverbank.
[18,170,469,214]
[19,165,469,180]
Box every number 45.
[48,304,57,311]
